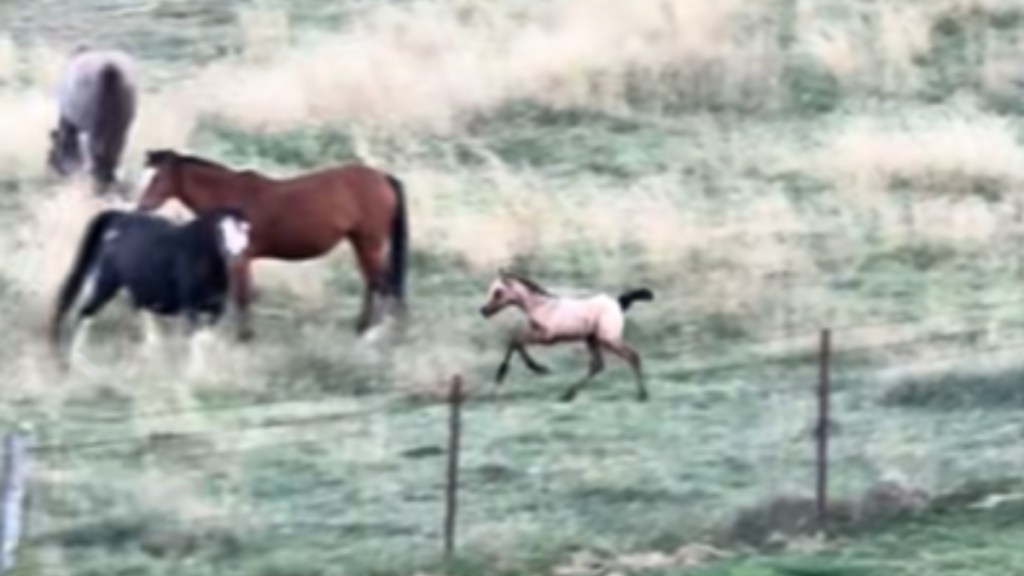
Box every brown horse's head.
[136,149,180,211]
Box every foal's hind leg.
[601,340,648,402]
[560,337,604,402]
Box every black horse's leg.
[560,336,604,402]
[67,271,120,366]
[77,270,121,318]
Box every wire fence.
[4,302,1024,573]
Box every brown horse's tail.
[386,174,408,302]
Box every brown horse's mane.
[146,149,235,173]
[504,272,551,296]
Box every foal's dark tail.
[618,288,654,312]
[49,210,119,350]
[386,174,409,303]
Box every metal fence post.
[444,376,464,566]
[0,434,28,573]
[816,329,831,533]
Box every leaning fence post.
[816,329,831,534]
[0,434,28,573]
[443,376,464,567]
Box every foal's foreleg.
[516,344,550,375]
[494,331,551,384]
[560,337,604,402]
[495,342,516,384]
[602,340,648,402]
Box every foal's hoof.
[559,390,577,402]
[532,364,552,376]
[495,363,509,384]
[237,329,255,343]
[636,391,650,402]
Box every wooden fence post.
[816,329,831,534]
[443,376,464,566]
[0,434,28,573]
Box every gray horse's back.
[58,49,138,132]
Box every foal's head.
[479,269,550,317]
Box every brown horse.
[479,269,653,402]
[135,150,408,340]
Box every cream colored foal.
[479,269,654,402]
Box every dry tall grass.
[0,0,1021,407]
[826,111,1024,197]
[174,0,780,131]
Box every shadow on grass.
[882,366,1024,410]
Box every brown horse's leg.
[356,288,372,334]
[560,336,604,402]
[601,340,648,402]
[352,237,388,334]
[230,257,254,341]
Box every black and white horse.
[49,208,251,368]
[47,48,138,195]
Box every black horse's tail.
[617,288,654,312]
[386,174,408,303]
[49,210,119,349]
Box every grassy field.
[3,0,1024,574]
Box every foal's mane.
[504,272,551,296]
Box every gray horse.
[47,48,138,195]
